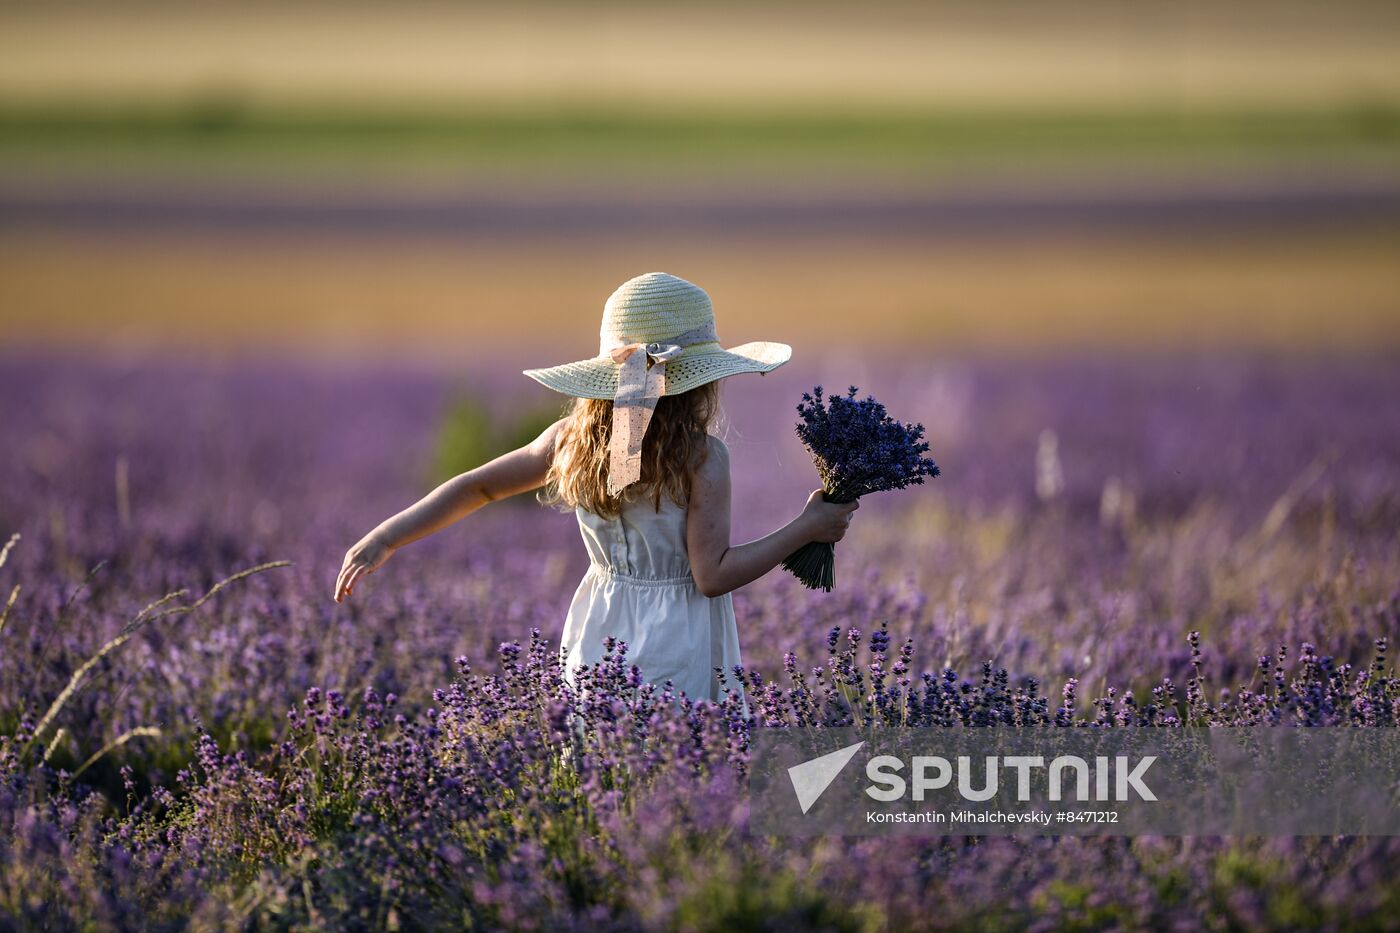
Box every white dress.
[559,438,744,703]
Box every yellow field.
[2,2,1397,112]
[4,226,1397,358]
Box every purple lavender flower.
[783,385,941,590]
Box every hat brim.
[523,341,791,400]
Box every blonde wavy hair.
[542,382,720,518]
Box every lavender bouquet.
[782,386,940,591]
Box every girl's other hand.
[800,489,859,544]
[334,532,394,603]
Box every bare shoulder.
[527,417,569,459]
[692,432,731,488]
[702,432,730,469]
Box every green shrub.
[432,394,564,494]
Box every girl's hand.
[335,532,395,603]
[800,489,859,544]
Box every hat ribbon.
[606,322,717,495]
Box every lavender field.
[3,353,1399,929]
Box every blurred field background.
[2,0,1398,357]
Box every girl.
[334,272,857,701]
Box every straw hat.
[523,272,790,400]
[523,272,791,494]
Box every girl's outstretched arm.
[686,438,857,598]
[334,418,564,602]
